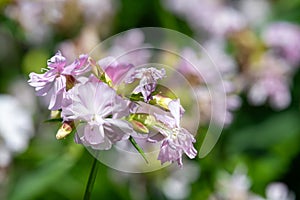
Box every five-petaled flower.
[61,81,135,150]
[28,51,89,110]
[125,67,166,102]
[152,99,197,167]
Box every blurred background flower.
[1,0,300,199]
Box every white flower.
[152,99,197,167]
[0,95,33,167]
[61,81,135,150]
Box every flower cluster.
[209,165,295,200]
[177,40,241,126]
[5,0,116,45]
[164,0,300,117]
[28,51,197,167]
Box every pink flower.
[63,54,90,76]
[247,53,291,110]
[97,57,134,85]
[28,51,89,110]
[164,0,246,37]
[125,67,166,102]
[61,81,135,150]
[262,22,300,66]
[152,99,197,167]
[108,29,151,66]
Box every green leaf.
[226,111,300,191]
[227,111,300,154]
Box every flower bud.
[153,95,173,110]
[88,57,113,86]
[50,110,61,119]
[89,57,103,78]
[127,113,156,133]
[131,120,149,133]
[56,122,73,139]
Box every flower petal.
[47,51,66,71]
[63,54,89,76]
[48,76,66,110]
[168,99,185,127]
[104,119,132,143]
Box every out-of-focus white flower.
[9,78,37,113]
[163,0,246,37]
[210,166,296,200]
[205,7,247,37]
[58,25,100,61]
[5,0,64,44]
[266,182,295,200]
[78,0,116,24]
[210,165,264,200]
[108,30,151,66]
[247,52,291,110]
[178,39,240,126]
[216,166,251,199]
[0,146,11,168]
[5,0,117,45]
[238,0,270,27]
[0,95,33,167]
[262,22,300,66]
[204,39,237,76]
[161,162,200,200]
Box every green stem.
[129,136,149,164]
[83,157,99,200]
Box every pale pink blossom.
[247,53,291,110]
[126,67,166,102]
[28,51,89,110]
[61,81,134,150]
[152,99,197,167]
[262,22,300,66]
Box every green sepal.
[44,118,63,123]
[128,84,178,111]
[127,113,157,133]
[89,56,113,87]
[99,72,113,87]
[153,84,178,99]
[129,93,144,102]
[128,113,156,125]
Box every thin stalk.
[129,136,149,164]
[83,157,99,200]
